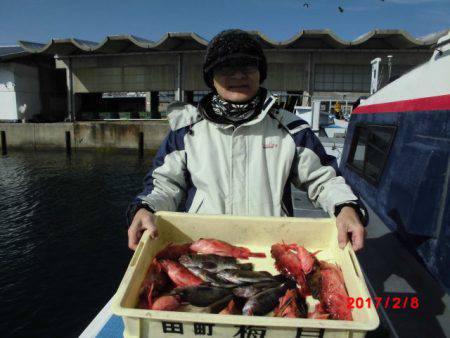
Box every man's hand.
[128,208,158,250]
[336,206,366,251]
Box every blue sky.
[0,0,449,45]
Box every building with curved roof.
[2,29,447,121]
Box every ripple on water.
[0,151,152,337]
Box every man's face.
[212,60,260,103]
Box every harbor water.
[0,150,153,337]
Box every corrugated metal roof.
[0,46,28,60]
[16,29,449,56]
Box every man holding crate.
[126,29,366,252]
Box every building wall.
[0,121,170,151]
[311,51,430,95]
[182,53,206,91]
[0,63,42,121]
[60,54,180,93]
[0,64,17,120]
[55,49,433,104]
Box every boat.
[324,117,349,138]
[341,31,450,293]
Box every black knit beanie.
[203,29,267,89]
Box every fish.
[159,259,204,287]
[139,258,169,308]
[151,294,181,311]
[171,285,233,307]
[233,282,281,298]
[216,269,276,285]
[319,263,352,320]
[179,254,253,273]
[242,284,288,316]
[295,246,320,275]
[273,289,307,318]
[185,267,234,287]
[219,299,241,315]
[155,242,193,261]
[306,262,322,299]
[190,238,266,259]
[271,243,309,294]
[203,294,234,313]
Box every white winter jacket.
[132,90,357,218]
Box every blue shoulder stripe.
[292,128,340,174]
[286,119,309,130]
[139,127,188,197]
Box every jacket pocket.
[188,191,204,213]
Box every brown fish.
[172,285,233,307]
[242,284,288,316]
[216,269,276,285]
[203,294,234,313]
[186,267,234,287]
[179,254,253,273]
[233,282,281,298]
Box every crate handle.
[348,248,363,280]
[130,240,144,267]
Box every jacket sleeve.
[290,127,358,216]
[127,128,188,224]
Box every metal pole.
[138,132,144,159]
[70,58,76,121]
[65,131,71,156]
[176,53,183,101]
[387,55,393,82]
[307,52,313,100]
[1,131,7,156]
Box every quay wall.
[0,121,345,154]
[0,121,170,152]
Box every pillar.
[184,91,194,104]
[150,91,161,119]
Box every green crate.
[119,112,132,119]
[139,112,151,119]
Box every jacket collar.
[198,88,277,130]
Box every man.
[127,29,366,251]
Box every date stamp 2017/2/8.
[347,296,420,310]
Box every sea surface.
[0,150,153,337]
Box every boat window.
[346,124,397,185]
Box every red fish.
[271,243,308,294]
[190,238,266,259]
[159,259,204,287]
[151,295,181,311]
[155,242,193,261]
[274,289,302,318]
[296,246,319,275]
[319,263,352,320]
[139,259,169,308]
[219,299,240,315]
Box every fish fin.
[249,252,266,258]
[148,283,155,308]
[238,263,254,271]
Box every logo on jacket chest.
[263,142,279,149]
